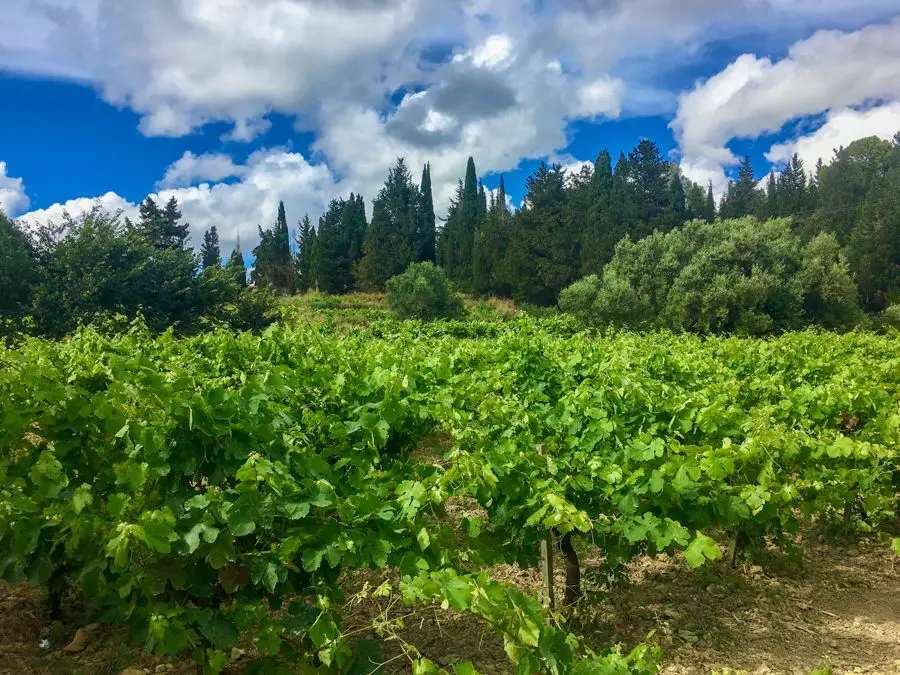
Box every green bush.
[385,262,464,320]
[559,218,862,334]
[879,304,900,330]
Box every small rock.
[230,647,246,661]
[38,639,51,651]
[154,665,174,673]
[749,565,764,577]
[62,623,100,653]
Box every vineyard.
[0,318,898,674]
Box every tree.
[704,181,716,223]
[559,217,860,333]
[627,139,670,237]
[226,234,248,288]
[252,201,294,292]
[0,212,37,331]
[199,226,222,271]
[31,207,199,335]
[662,167,688,231]
[719,155,760,220]
[294,215,315,292]
[503,162,568,304]
[137,196,191,250]
[415,163,436,263]
[385,262,463,319]
[357,159,419,290]
[473,176,513,296]
[314,199,348,294]
[438,157,480,289]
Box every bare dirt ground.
[2,528,896,675]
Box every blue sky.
[1,1,900,255]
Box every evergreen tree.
[473,176,513,295]
[294,215,315,292]
[704,181,716,223]
[357,158,419,290]
[764,171,779,219]
[415,164,436,263]
[314,199,348,294]
[199,226,221,271]
[226,235,248,288]
[504,162,568,304]
[719,155,760,219]
[662,167,688,230]
[137,196,191,250]
[252,200,294,292]
[627,139,670,237]
[438,157,480,289]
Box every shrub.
[385,262,464,320]
[880,304,900,330]
[559,218,862,334]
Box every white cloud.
[471,34,513,69]
[18,149,340,256]
[5,1,900,231]
[0,162,30,217]
[576,77,625,119]
[158,151,248,189]
[16,192,137,230]
[765,103,900,167]
[674,18,900,192]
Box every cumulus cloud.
[18,149,341,255]
[673,18,900,192]
[0,162,30,217]
[765,103,900,167]
[158,151,248,189]
[5,1,900,229]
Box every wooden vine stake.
[537,444,555,612]
[726,528,741,568]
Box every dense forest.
[1,133,899,337]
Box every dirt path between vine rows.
[1,529,897,674]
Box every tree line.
[0,197,266,338]
[2,132,899,337]
[263,133,898,318]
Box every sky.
[2,0,900,257]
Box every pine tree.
[294,215,315,292]
[473,176,513,295]
[226,234,247,288]
[580,149,616,275]
[662,167,688,230]
[357,158,418,290]
[137,196,191,250]
[315,199,348,294]
[199,226,221,271]
[504,162,568,304]
[627,139,670,237]
[438,157,480,289]
[704,181,716,223]
[719,155,760,219]
[252,200,294,292]
[764,171,779,219]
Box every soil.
[2,528,897,674]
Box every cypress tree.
[295,215,315,292]
[226,234,247,287]
[199,226,222,270]
[357,158,418,290]
[720,155,759,219]
[416,164,436,263]
[704,181,716,223]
